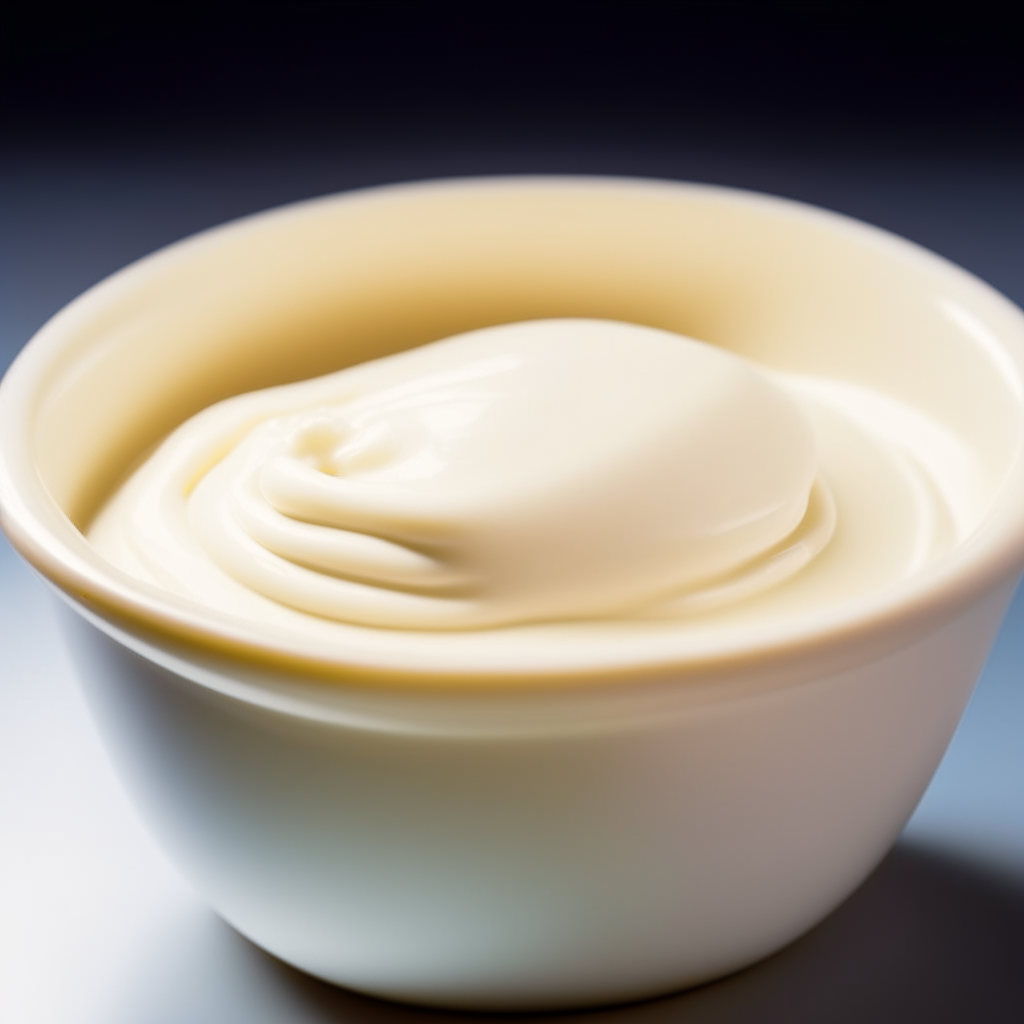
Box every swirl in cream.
[90,320,836,630]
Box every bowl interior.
[21,179,1022,528]
[4,177,1024,680]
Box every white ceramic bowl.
[1,178,1023,1011]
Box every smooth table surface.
[1,132,1022,1023]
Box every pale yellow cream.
[89,318,967,641]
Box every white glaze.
[4,178,1024,1011]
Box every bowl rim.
[2,174,1024,689]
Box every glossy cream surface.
[89,316,971,650]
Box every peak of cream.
[89,320,833,630]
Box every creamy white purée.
[89,319,969,662]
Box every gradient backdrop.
[1,7,1021,1022]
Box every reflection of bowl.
[1,178,1022,1011]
